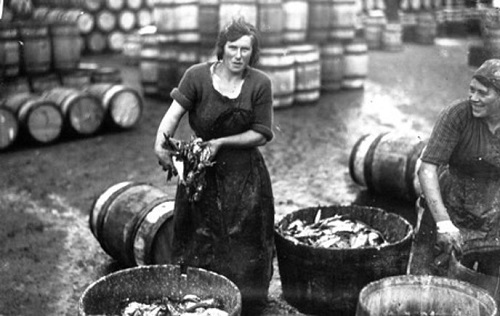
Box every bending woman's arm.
[204,130,268,161]
[154,101,187,169]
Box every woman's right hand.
[155,146,176,179]
[435,220,463,257]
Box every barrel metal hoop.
[364,132,388,192]
[348,133,368,185]
[128,196,172,266]
[405,140,426,201]
[90,181,137,247]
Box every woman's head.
[215,18,260,67]
[470,59,500,119]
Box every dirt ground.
[0,36,479,315]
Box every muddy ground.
[0,37,478,315]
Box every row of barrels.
[152,0,360,47]
[32,0,155,12]
[0,21,82,77]
[28,6,154,54]
[137,37,370,107]
[0,84,143,151]
[400,0,466,12]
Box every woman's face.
[221,35,253,75]
[469,78,500,119]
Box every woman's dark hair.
[215,18,260,67]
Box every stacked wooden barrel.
[30,0,156,54]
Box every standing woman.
[418,59,500,269]
[154,19,275,315]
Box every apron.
[170,108,275,313]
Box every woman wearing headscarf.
[418,59,500,268]
[154,19,274,315]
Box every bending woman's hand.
[202,139,222,161]
[435,220,463,257]
[155,146,176,179]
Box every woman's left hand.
[202,139,222,161]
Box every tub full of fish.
[79,264,241,316]
[274,205,414,316]
[279,210,389,249]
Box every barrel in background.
[50,22,82,71]
[330,0,357,42]
[320,41,344,91]
[219,0,257,30]
[257,0,284,47]
[41,87,105,136]
[0,105,19,151]
[342,39,368,89]
[85,83,143,129]
[140,29,160,96]
[275,205,413,315]
[282,0,308,43]
[199,0,220,47]
[257,47,295,108]
[307,0,331,43]
[349,131,427,201]
[89,181,175,267]
[0,22,21,78]
[356,275,498,316]
[18,22,52,75]
[2,92,64,144]
[288,44,321,104]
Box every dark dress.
[169,62,275,314]
[421,99,500,241]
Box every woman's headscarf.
[473,59,500,92]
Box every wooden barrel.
[50,22,82,72]
[61,9,95,35]
[174,0,200,43]
[122,31,142,65]
[126,0,143,10]
[85,83,143,129]
[483,9,500,59]
[29,73,62,93]
[117,9,137,32]
[95,9,117,33]
[199,0,220,47]
[59,70,92,89]
[2,92,64,144]
[257,0,284,47]
[356,275,498,316]
[140,30,160,96]
[275,205,413,315]
[219,0,258,31]
[89,181,175,267]
[41,87,105,135]
[382,22,403,51]
[342,39,368,89]
[91,67,122,84]
[257,47,295,109]
[330,0,357,42]
[176,43,200,83]
[154,0,177,40]
[0,105,19,151]
[282,0,308,43]
[349,131,427,201]
[107,30,126,52]
[0,23,20,78]
[449,239,500,306]
[136,8,154,28]
[288,44,321,104]
[157,40,180,99]
[415,11,437,45]
[320,41,344,91]
[307,0,331,43]
[18,22,52,75]
[85,31,108,54]
[105,0,126,11]
[364,10,387,50]
[400,11,417,43]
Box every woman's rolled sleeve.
[169,65,199,110]
[252,75,274,141]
